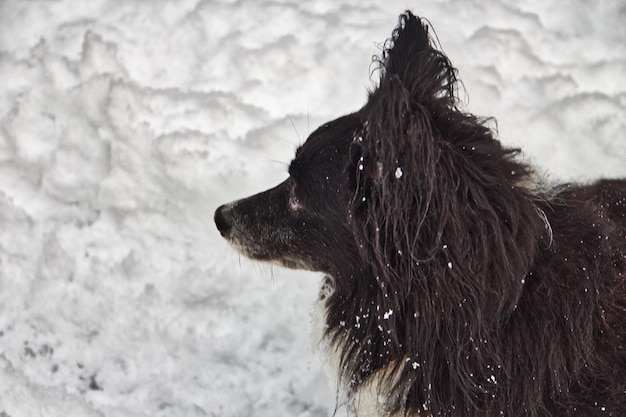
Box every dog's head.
[215,11,540,293]
[213,12,453,282]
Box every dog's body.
[215,12,626,417]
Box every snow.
[0,0,624,416]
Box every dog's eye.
[289,195,302,212]
[288,185,304,214]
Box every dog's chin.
[227,240,315,271]
[268,257,315,271]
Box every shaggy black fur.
[215,11,626,417]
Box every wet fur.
[215,11,626,417]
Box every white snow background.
[0,0,625,416]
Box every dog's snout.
[214,204,233,237]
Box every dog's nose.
[214,204,233,237]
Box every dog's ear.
[348,11,547,332]
[369,11,456,109]
[349,13,454,278]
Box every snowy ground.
[0,1,624,416]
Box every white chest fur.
[311,277,409,417]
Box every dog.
[214,11,626,417]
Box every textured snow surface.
[0,1,625,416]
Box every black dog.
[215,12,626,417]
